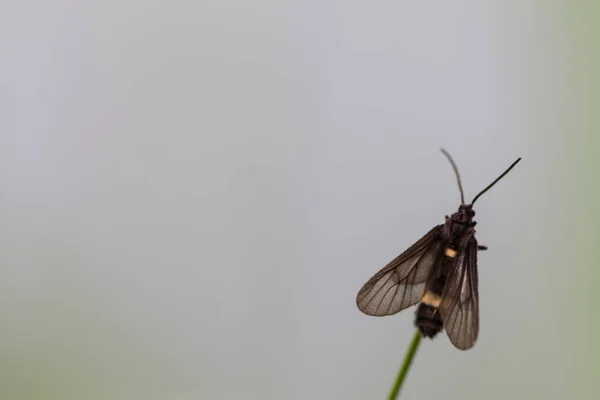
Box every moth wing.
[439,235,480,350]
[356,225,444,316]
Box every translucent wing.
[356,226,444,316]
[439,235,479,350]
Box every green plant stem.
[387,330,422,400]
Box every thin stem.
[387,330,422,400]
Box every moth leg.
[477,245,488,251]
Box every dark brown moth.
[356,150,520,350]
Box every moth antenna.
[471,157,521,204]
[440,148,465,205]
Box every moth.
[356,150,520,350]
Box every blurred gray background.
[0,1,596,399]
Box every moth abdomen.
[415,302,443,338]
[415,269,447,338]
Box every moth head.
[457,204,475,222]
